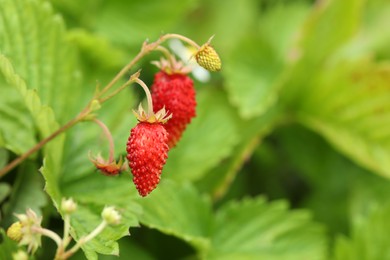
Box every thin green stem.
[160,33,201,49]
[62,221,107,259]
[62,214,71,248]
[32,227,62,247]
[134,78,153,115]
[93,119,115,162]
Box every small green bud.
[101,206,121,225]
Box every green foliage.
[1,0,390,259]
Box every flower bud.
[12,250,29,260]
[61,198,78,214]
[101,206,121,225]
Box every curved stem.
[134,78,154,116]
[32,227,62,247]
[62,221,107,259]
[0,116,82,178]
[160,33,201,49]
[93,119,115,162]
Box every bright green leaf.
[164,87,240,182]
[197,105,281,200]
[298,61,390,178]
[137,180,212,253]
[0,77,36,155]
[1,161,48,228]
[208,197,327,260]
[95,0,196,48]
[334,204,390,260]
[223,3,308,119]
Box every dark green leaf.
[208,197,327,260]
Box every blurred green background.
[1,0,390,259]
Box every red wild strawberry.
[127,121,169,197]
[151,58,196,148]
[126,75,171,197]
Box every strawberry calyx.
[152,57,192,75]
[89,152,126,176]
[133,103,172,124]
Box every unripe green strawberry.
[126,122,169,197]
[152,71,196,148]
[195,43,221,72]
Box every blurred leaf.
[1,161,47,228]
[297,0,364,66]
[208,197,327,260]
[95,0,196,49]
[67,29,127,71]
[0,78,36,155]
[165,88,240,182]
[223,3,308,118]
[0,182,11,204]
[0,0,82,122]
[137,180,212,253]
[0,229,19,260]
[334,204,390,260]
[178,0,258,54]
[197,105,281,200]
[297,61,390,178]
[275,125,361,235]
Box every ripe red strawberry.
[127,121,169,197]
[151,62,196,148]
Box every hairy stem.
[135,78,154,116]
[93,119,115,162]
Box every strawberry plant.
[1,0,390,259]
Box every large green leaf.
[0,76,36,155]
[208,197,327,260]
[223,3,308,119]
[137,181,327,260]
[297,61,390,178]
[0,0,81,122]
[61,173,142,260]
[95,0,196,49]
[1,161,48,228]
[196,105,281,200]
[164,87,241,182]
[136,180,212,253]
[334,204,390,260]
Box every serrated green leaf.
[334,204,390,260]
[137,180,212,253]
[61,173,141,259]
[1,161,47,228]
[223,3,308,119]
[0,77,36,155]
[208,197,327,260]
[165,87,240,182]
[298,61,390,178]
[95,0,196,48]
[0,0,81,122]
[196,105,281,200]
